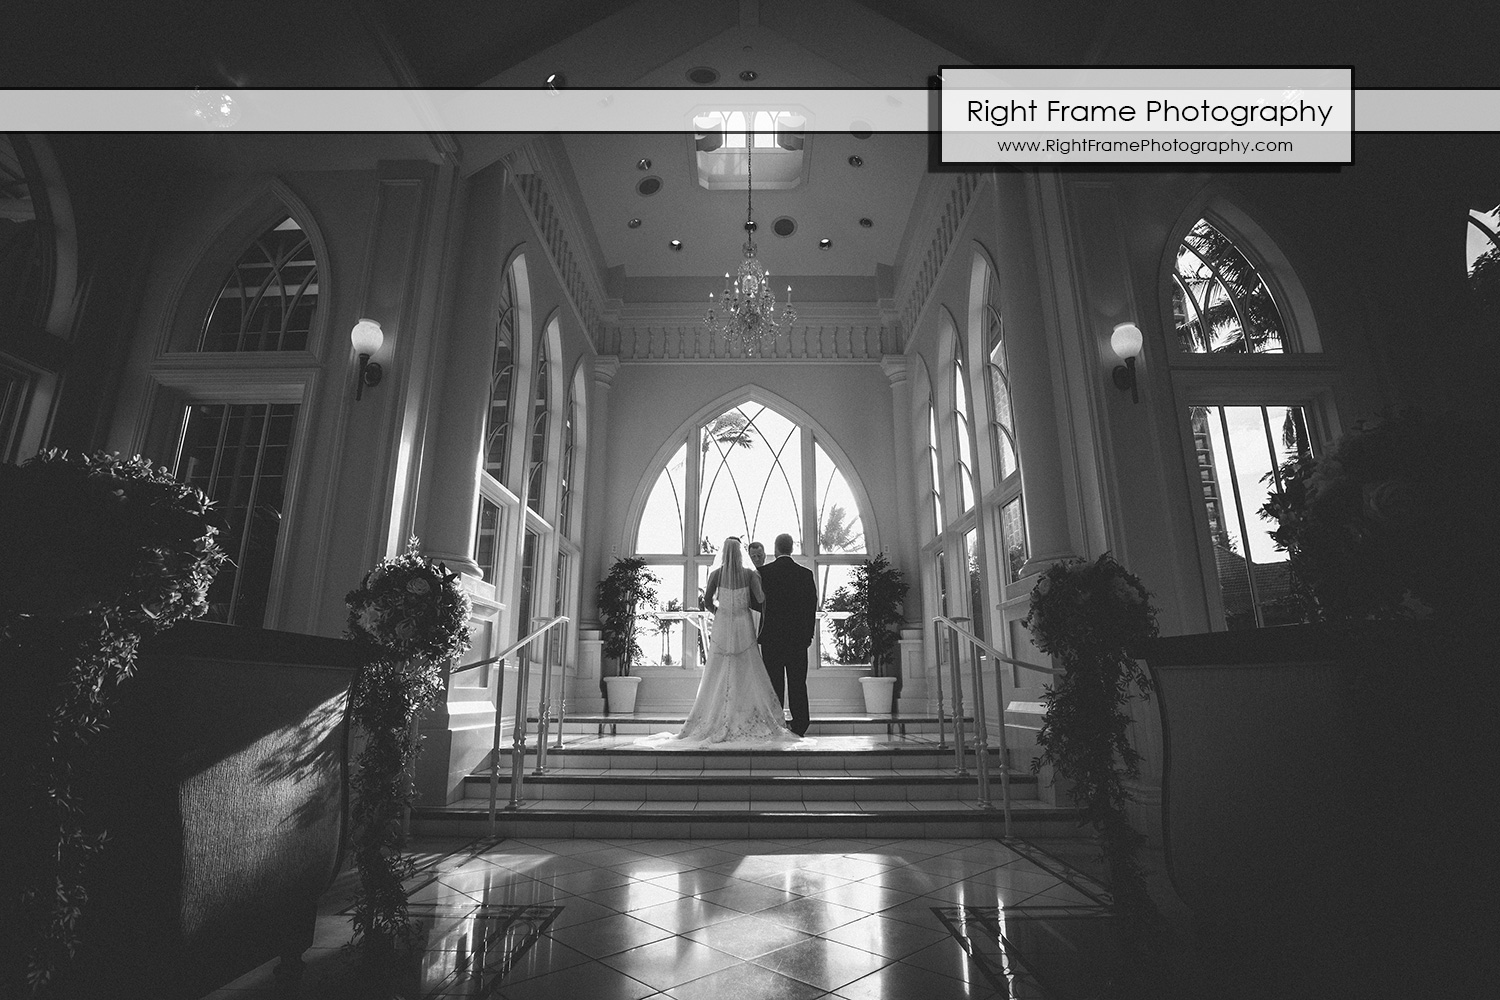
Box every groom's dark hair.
[774,533,794,555]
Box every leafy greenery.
[1,451,227,996]
[595,557,659,676]
[1022,554,1159,914]
[825,554,908,677]
[343,539,471,957]
[1259,410,1493,623]
[1172,219,1286,354]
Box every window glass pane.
[474,496,501,584]
[638,441,688,554]
[964,528,984,640]
[986,306,1018,481]
[199,217,316,352]
[0,136,47,332]
[527,350,549,512]
[484,269,516,482]
[1469,206,1499,327]
[1171,219,1290,354]
[516,529,539,650]
[698,403,801,555]
[558,386,577,536]
[814,442,864,553]
[954,357,975,512]
[1000,497,1027,584]
[175,401,297,626]
[638,564,683,666]
[1193,404,1311,629]
[927,405,943,531]
[554,550,571,618]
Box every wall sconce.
[1110,322,1143,404]
[350,318,384,401]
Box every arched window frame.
[1161,197,1342,632]
[626,388,879,670]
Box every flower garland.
[1,450,227,997]
[1022,553,1159,914]
[343,539,471,956]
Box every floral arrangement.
[1,450,226,997]
[1022,553,1159,914]
[1259,409,1492,624]
[342,539,470,958]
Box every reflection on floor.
[203,835,1210,999]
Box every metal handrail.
[486,614,571,835]
[932,614,1064,839]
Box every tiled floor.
[203,835,1188,999]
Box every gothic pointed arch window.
[632,397,873,667]
[952,354,976,514]
[1468,203,1499,326]
[199,216,318,352]
[526,322,552,513]
[484,265,518,484]
[1165,208,1333,631]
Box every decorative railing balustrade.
[931,614,1064,838]
[603,323,896,361]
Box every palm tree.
[1172,220,1287,354]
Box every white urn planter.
[603,675,643,714]
[859,675,898,714]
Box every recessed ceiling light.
[637,158,651,170]
[772,217,797,237]
[637,176,662,196]
[669,239,683,251]
[739,69,758,82]
[687,66,719,85]
[848,155,863,167]
[628,218,642,229]
[859,218,873,228]
[819,238,833,250]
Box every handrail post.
[553,620,568,750]
[992,655,1012,838]
[534,623,552,775]
[968,642,991,810]
[947,624,968,776]
[931,619,948,751]
[487,656,508,836]
[508,641,532,808]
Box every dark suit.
[757,555,818,735]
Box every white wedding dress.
[666,584,800,747]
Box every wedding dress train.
[664,584,800,747]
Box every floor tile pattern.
[204,835,1142,999]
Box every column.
[881,356,929,708]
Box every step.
[410,798,1084,840]
[526,713,972,737]
[460,767,1038,802]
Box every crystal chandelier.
[704,133,795,356]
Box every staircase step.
[461,767,1038,802]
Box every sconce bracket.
[1112,357,1139,404]
[363,360,384,388]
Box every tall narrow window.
[926,403,944,534]
[474,496,502,584]
[984,305,1018,481]
[964,527,984,641]
[1170,219,1291,354]
[484,269,517,484]
[953,355,976,513]
[1000,496,1027,584]
[199,218,317,352]
[526,342,549,513]
[175,402,297,626]
[558,378,577,536]
[1192,404,1312,630]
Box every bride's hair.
[715,536,755,591]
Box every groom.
[757,533,818,736]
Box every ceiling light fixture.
[704,132,795,357]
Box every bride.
[669,537,800,746]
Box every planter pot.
[67,620,373,1000]
[603,674,643,714]
[858,675,898,714]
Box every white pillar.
[578,356,620,629]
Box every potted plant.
[595,557,659,714]
[1022,553,1159,915]
[0,450,226,997]
[342,539,471,974]
[826,554,908,714]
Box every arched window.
[1166,209,1331,630]
[632,396,873,667]
[952,354,976,514]
[526,324,551,513]
[983,303,1018,483]
[484,265,517,484]
[0,134,49,334]
[1469,203,1499,324]
[558,370,579,538]
[1170,218,1291,354]
[926,402,944,536]
[199,217,318,352]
